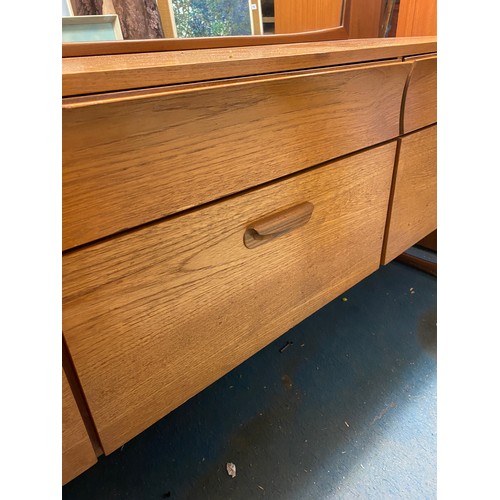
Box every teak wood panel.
[274,0,344,34]
[382,125,436,264]
[396,0,437,37]
[62,368,97,485]
[62,36,436,96]
[63,61,410,250]
[63,142,396,453]
[348,0,384,38]
[402,55,436,133]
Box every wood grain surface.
[402,55,437,133]
[156,0,177,38]
[62,368,97,485]
[63,141,396,454]
[347,0,384,38]
[382,125,437,264]
[396,0,437,37]
[63,60,409,250]
[62,36,436,96]
[274,0,343,33]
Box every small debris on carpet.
[226,463,236,478]
[279,341,293,353]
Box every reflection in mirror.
[62,0,345,42]
[274,0,343,34]
[171,0,254,37]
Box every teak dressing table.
[62,35,437,484]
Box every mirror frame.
[62,0,351,57]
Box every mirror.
[62,0,349,56]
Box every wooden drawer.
[402,55,437,133]
[62,61,410,250]
[382,125,437,264]
[62,368,97,485]
[63,142,396,454]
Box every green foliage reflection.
[172,0,252,37]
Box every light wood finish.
[102,0,117,15]
[62,26,349,58]
[382,125,437,264]
[396,0,436,37]
[402,55,437,134]
[61,38,438,481]
[62,369,97,485]
[62,36,437,96]
[274,0,343,34]
[63,60,410,250]
[156,0,177,38]
[63,141,396,453]
[249,0,264,35]
[65,0,75,16]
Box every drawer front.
[382,125,437,264]
[63,142,396,453]
[62,369,97,485]
[402,55,437,133]
[63,61,410,250]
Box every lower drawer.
[62,369,97,484]
[382,125,437,263]
[63,141,396,454]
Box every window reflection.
[62,0,345,42]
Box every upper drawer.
[402,55,437,133]
[63,141,396,454]
[63,61,410,250]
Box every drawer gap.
[63,137,398,256]
[63,336,104,457]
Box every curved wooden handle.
[244,202,314,249]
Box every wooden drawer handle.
[244,202,314,249]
